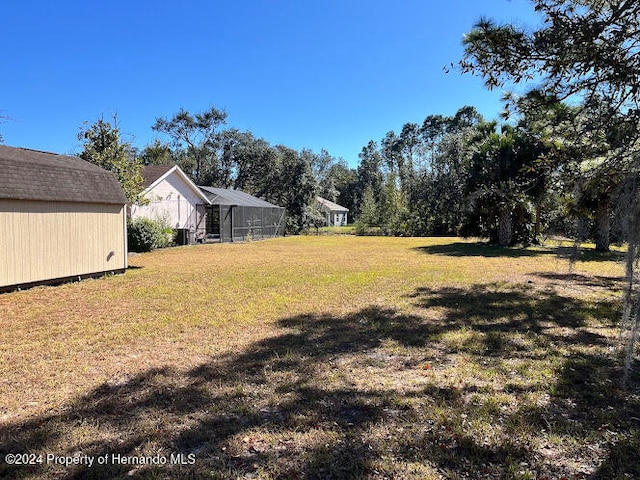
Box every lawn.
[0,236,638,479]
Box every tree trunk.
[497,208,512,246]
[594,199,610,252]
[533,200,542,244]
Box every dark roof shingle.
[141,164,175,188]
[0,145,127,205]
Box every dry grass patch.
[1,236,638,479]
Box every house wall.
[131,172,206,237]
[0,200,126,288]
[324,210,348,226]
[333,211,348,226]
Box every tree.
[78,115,144,203]
[427,107,484,235]
[355,185,379,234]
[356,141,384,219]
[325,161,358,216]
[460,1,640,113]
[509,91,633,250]
[152,107,227,185]
[140,139,174,166]
[503,92,568,243]
[303,205,326,234]
[459,1,640,240]
[303,148,341,201]
[380,106,485,237]
[264,146,317,234]
[379,171,409,235]
[463,123,541,246]
[398,123,423,178]
[355,106,484,237]
[219,129,277,194]
[459,0,640,382]
[577,97,636,250]
[380,131,402,174]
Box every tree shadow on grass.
[511,351,640,479]
[415,242,626,261]
[533,271,626,291]
[1,307,446,479]
[414,242,554,258]
[408,283,638,478]
[0,287,637,479]
[409,282,618,330]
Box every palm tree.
[464,123,540,246]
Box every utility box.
[175,228,190,245]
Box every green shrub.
[127,217,175,252]
[354,222,384,236]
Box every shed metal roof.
[199,186,284,208]
[0,145,127,205]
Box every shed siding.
[0,200,126,288]
[131,173,204,233]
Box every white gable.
[131,168,209,229]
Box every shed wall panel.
[0,200,126,288]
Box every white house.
[130,165,211,243]
[316,196,349,226]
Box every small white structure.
[316,196,349,226]
[130,165,211,243]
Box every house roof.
[141,164,175,189]
[316,196,349,212]
[0,145,127,205]
[199,186,284,209]
[141,164,211,205]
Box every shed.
[316,196,349,226]
[199,187,286,242]
[130,164,211,244]
[0,145,128,290]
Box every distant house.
[316,196,349,226]
[199,187,286,242]
[0,145,128,290]
[130,165,211,244]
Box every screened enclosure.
[199,187,286,242]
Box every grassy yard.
[0,236,638,479]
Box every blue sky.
[1,0,541,167]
